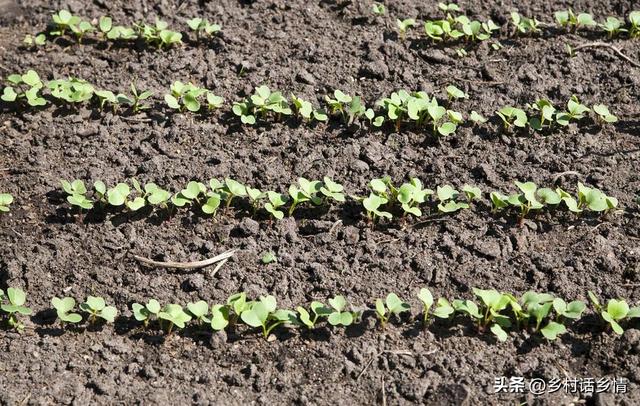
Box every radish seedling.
[510,12,541,34]
[327,295,357,326]
[172,181,206,207]
[135,18,182,48]
[436,185,469,213]
[592,104,617,124]
[375,293,410,328]
[165,81,208,112]
[372,4,385,16]
[117,83,153,113]
[288,178,322,215]
[23,34,46,47]
[630,11,640,38]
[210,304,230,331]
[2,70,46,106]
[264,191,288,220]
[396,18,416,40]
[1,288,32,330]
[48,78,95,103]
[0,193,13,213]
[158,304,192,334]
[261,251,277,264]
[588,292,640,335]
[227,293,253,325]
[552,298,586,322]
[599,17,626,37]
[94,90,117,111]
[132,299,161,327]
[362,193,392,222]
[320,177,345,203]
[51,297,82,325]
[496,106,527,130]
[296,302,332,329]
[221,178,247,209]
[445,85,467,102]
[50,10,81,37]
[80,296,117,324]
[454,288,512,341]
[556,96,590,126]
[577,183,617,212]
[291,94,327,122]
[186,18,221,39]
[240,295,296,339]
[469,110,487,124]
[61,179,93,210]
[398,178,432,217]
[555,9,595,31]
[187,301,211,324]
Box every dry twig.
[132,249,236,270]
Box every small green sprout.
[325,90,365,124]
[264,191,288,220]
[436,185,469,213]
[261,251,277,264]
[397,178,432,217]
[172,181,207,207]
[424,21,446,41]
[0,193,13,213]
[576,183,618,212]
[165,81,208,112]
[220,178,247,209]
[375,293,410,328]
[592,104,617,124]
[320,177,345,203]
[23,33,46,47]
[240,295,296,339]
[132,299,161,327]
[445,85,467,102]
[61,179,93,210]
[599,17,627,37]
[51,10,81,36]
[98,16,112,37]
[51,297,82,324]
[510,12,541,34]
[396,18,416,40]
[496,106,528,130]
[106,25,137,41]
[378,90,412,130]
[80,296,117,324]
[552,298,586,322]
[227,293,253,325]
[457,16,498,41]
[291,94,327,122]
[455,48,467,58]
[135,18,182,48]
[327,295,356,326]
[362,193,392,222]
[158,304,192,334]
[246,186,264,215]
[187,301,211,324]
[117,82,153,114]
[454,288,511,341]
[372,3,385,16]
[186,18,221,39]
[630,11,640,38]
[296,302,332,329]
[48,77,95,104]
[210,304,230,331]
[555,9,596,30]
[589,292,640,335]
[527,99,556,130]
[288,177,322,215]
[2,70,46,106]
[94,89,118,111]
[106,183,131,207]
[469,110,487,124]
[556,96,590,126]
[1,288,32,330]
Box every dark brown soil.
[1,0,640,404]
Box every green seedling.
[456,16,498,41]
[227,293,254,325]
[504,182,552,224]
[171,181,207,207]
[48,77,95,103]
[592,104,617,124]
[454,288,511,341]
[362,193,392,222]
[158,304,192,334]
[106,25,137,41]
[186,18,221,39]
[325,90,365,125]
[497,106,527,130]
[372,3,385,15]
[117,82,153,113]
[556,96,590,126]
[246,186,264,215]
[510,12,541,34]
[79,296,117,324]
[455,48,467,58]
[364,108,385,127]
[50,10,81,36]
[210,304,230,331]
[264,191,288,220]
[23,34,46,47]
[588,292,640,335]
[445,85,467,102]
[187,301,211,324]
[599,17,627,37]
[296,302,332,329]
[132,299,161,327]
[424,21,446,41]
[220,178,247,209]
[291,94,327,122]
[438,2,461,23]
[508,291,567,340]
[319,177,345,203]
[61,179,93,210]
[1,288,32,330]
[378,89,412,130]
[2,70,46,106]
[396,18,416,39]
[461,185,481,202]
[106,182,131,207]
[94,89,118,111]
[250,85,291,117]
[206,92,224,110]
[51,297,82,324]
[288,177,322,215]
[165,81,208,112]
[0,193,13,212]
[436,185,469,213]
[630,11,640,38]
[469,110,487,124]
[135,18,182,48]
[261,251,277,264]
[576,183,617,212]
[98,16,112,37]
[143,183,172,209]
[552,298,586,322]
[417,288,455,324]
[327,295,356,326]
[527,99,556,130]
[555,9,596,31]
[240,295,297,339]
[397,178,432,217]
[375,293,410,328]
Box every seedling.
[375,293,410,328]
[0,193,13,212]
[210,304,230,331]
[227,293,253,325]
[246,186,264,215]
[372,3,385,16]
[327,295,357,326]
[577,183,618,212]
[438,2,461,22]
[445,85,467,102]
[296,302,332,329]
[418,288,456,324]
[135,18,182,48]
[589,291,640,335]
[158,304,192,333]
[131,299,161,327]
[592,104,617,124]
[510,12,541,34]
[187,300,211,324]
[61,179,93,210]
[165,81,208,112]
[240,295,297,339]
[362,193,392,222]
[48,77,95,104]
[496,106,527,130]
[454,288,511,341]
[556,96,590,126]
[220,178,247,209]
[599,17,627,37]
[261,251,277,264]
[378,89,411,130]
[2,70,46,106]
[319,177,345,203]
[50,10,81,37]
[23,34,46,47]
[469,110,487,124]
[51,297,82,324]
[552,298,586,322]
[630,11,640,38]
[106,182,131,207]
[171,181,207,207]
[436,185,469,213]
[79,296,117,323]
[106,25,137,41]
[291,94,327,122]
[117,82,153,114]
[457,16,498,41]
[396,18,416,40]
[397,178,432,217]
[264,191,288,220]
[186,18,221,39]
[0,288,32,330]
[555,9,596,31]
[94,89,118,111]
[288,178,322,215]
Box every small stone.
[295,70,316,85]
[342,226,360,245]
[182,274,205,292]
[235,218,260,237]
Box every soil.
[1,0,640,404]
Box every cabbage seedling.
[436,185,469,213]
[264,191,288,220]
[80,296,117,324]
[0,193,13,213]
[496,106,527,130]
[599,17,627,37]
[250,85,292,118]
[398,178,432,217]
[0,288,32,330]
[106,182,132,207]
[556,96,590,126]
[246,186,264,215]
[261,251,277,264]
[288,177,322,215]
[325,90,360,124]
[51,297,82,325]
[61,179,93,210]
[588,292,640,335]
[240,295,297,339]
[375,293,410,328]
[158,304,192,334]
[396,18,416,40]
[378,89,411,130]
[327,295,356,326]
[296,302,332,329]
[362,193,392,222]
[186,18,221,39]
[592,104,617,124]
[187,301,210,324]
[132,299,161,327]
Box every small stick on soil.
[552,171,581,183]
[381,377,387,406]
[573,42,640,68]
[329,220,342,235]
[132,249,236,270]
